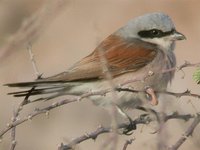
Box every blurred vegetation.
[0,0,43,45]
[193,68,200,84]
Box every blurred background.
[0,0,200,149]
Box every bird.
[5,12,186,110]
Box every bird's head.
[116,12,186,50]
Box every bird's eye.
[150,29,160,36]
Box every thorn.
[84,132,90,138]
[185,89,190,94]
[11,117,15,122]
[45,111,50,117]
[180,69,185,79]
[16,117,20,121]
[117,84,122,88]
[52,102,57,107]
[11,140,17,145]
[172,111,178,115]
[98,125,103,129]
[77,97,81,102]
[28,115,32,121]
[181,134,188,139]
[6,123,12,128]
[126,138,135,144]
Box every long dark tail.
[5,81,73,100]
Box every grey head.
[116,12,186,50]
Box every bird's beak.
[170,31,186,41]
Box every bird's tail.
[5,81,74,101]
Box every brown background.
[0,0,200,150]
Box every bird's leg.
[145,86,158,105]
[115,105,136,135]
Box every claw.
[115,105,137,135]
[145,87,158,105]
[122,116,136,135]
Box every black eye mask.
[138,29,175,38]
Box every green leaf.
[193,68,200,84]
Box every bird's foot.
[122,115,136,135]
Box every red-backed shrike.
[6,12,185,109]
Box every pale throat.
[142,37,174,51]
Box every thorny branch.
[168,113,200,150]
[116,88,200,99]
[177,61,200,70]
[0,97,76,138]
[1,85,200,139]
[122,139,134,150]
[9,41,41,149]
[0,86,197,142]
[2,60,200,150]
[110,61,200,87]
[27,44,42,79]
[15,60,200,105]
[58,112,195,150]
[9,87,35,150]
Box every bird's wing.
[6,35,158,87]
[5,35,158,98]
[45,34,158,82]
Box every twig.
[58,126,111,150]
[18,61,200,105]
[177,61,200,70]
[122,139,134,150]
[9,87,35,150]
[58,112,195,150]
[164,112,195,122]
[27,44,42,79]
[98,47,119,150]
[156,100,168,150]
[8,46,40,149]
[0,97,76,138]
[27,86,200,106]
[168,113,200,150]
[120,61,200,87]
[116,88,200,99]
[1,87,199,139]
[9,111,17,150]
[3,60,200,149]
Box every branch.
[120,61,200,87]
[19,61,200,105]
[9,87,34,150]
[0,97,76,138]
[1,86,199,139]
[168,113,200,150]
[3,61,200,149]
[58,112,195,150]
[122,139,134,150]
[116,88,200,99]
[27,44,42,79]
[177,61,200,70]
